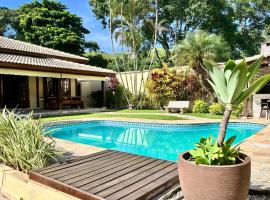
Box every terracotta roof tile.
[0,53,115,75]
[0,36,88,63]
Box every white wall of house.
[252,94,270,118]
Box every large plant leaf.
[228,61,248,102]
[211,66,228,102]
[224,60,236,81]
[246,57,264,83]
[234,74,270,104]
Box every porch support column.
[0,75,3,108]
[57,79,63,110]
[101,80,106,108]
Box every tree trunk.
[218,104,232,146]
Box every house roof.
[0,36,116,77]
[0,36,88,63]
[0,53,115,76]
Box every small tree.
[172,30,231,99]
[204,57,270,146]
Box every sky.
[0,0,114,53]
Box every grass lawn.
[113,109,165,113]
[182,113,223,119]
[42,112,183,122]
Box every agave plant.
[204,57,270,146]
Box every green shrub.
[232,104,243,118]
[189,136,240,165]
[192,100,209,113]
[131,93,159,110]
[0,109,58,172]
[91,84,131,109]
[209,103,225,115]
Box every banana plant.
[204,57,270,146]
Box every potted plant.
[178,57,270,200]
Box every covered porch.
[0,73,108,110]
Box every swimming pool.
[49,120,265,161]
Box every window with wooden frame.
[62,79,71,97]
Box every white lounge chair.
[165,101,190,113]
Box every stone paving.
[51,116,270,195]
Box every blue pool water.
[49,121,265,161]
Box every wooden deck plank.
[121,170,179,200]
[39,150,117,174]
[35,150,113,173]
[29,151,179,200]
[49,151,131,179]
[59,154,145,184]
[58,154,153,184]
[104,164,177,200]
[95,162,174,198]
[72,156,149,188]
[87,159,165,194]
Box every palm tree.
[204,57,270,146]
[172,30,231,99]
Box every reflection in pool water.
[50,121,265,161]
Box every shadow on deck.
[29,150,179,200]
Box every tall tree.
[89,0,270,59]
[0,7,17,37]
[15,0,90,55]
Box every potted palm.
[178,57,270,200]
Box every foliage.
[192,100,209,113]
[232,104,243,118]
[0,7,18,37]
[209,103,225,115]
[189,136,240,165]
[131,93,159,110]
[204,57,270,106]
[90,0,270,59]
[204,57,270,145]
[0,109,58,172]
[172,30,230,99]
[146,67,201,107]
[84,52,111,68]
[91,77,130,109]
[172,30,230,66]
[15,0,91,55]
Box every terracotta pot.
[178,152,251,200]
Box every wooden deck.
[29,150,179,200]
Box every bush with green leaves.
[192,100,209,113]
[189,136,240,165]
[0,109,58,172]
[209,103,225,115]
[232,104,243,118]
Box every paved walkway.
[51,117,270,194]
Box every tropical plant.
[204,57,270,146]
[192,100,209,113]
[146,67,201,107]
[189,136,240,165]
[172,30,231,99]
[209,103,225,115]
[0,109,58,172]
